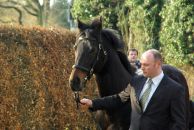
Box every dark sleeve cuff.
[88,94,126,112]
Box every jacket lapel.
[130,87,142,114]
[136,77,147,100]
[133,77,147,113]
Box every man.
[190,101,194,130]
[81,49,186,130]
[128,48,141,69]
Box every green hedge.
[160,0,194,66]
[0,25,97,130]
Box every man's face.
[140,53,160,78]
[128,51,138,62]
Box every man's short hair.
[128,48,138,55]
[149,49,162,62]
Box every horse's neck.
[95,51,131,97]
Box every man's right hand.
[80,98,93,108]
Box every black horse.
[69,17,190,130]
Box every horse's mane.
[117,51,136,76]
[101,29,136,75]
[102,29,124,51]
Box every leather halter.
[72,33,107,82]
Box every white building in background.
[67,0,76,30]
[49,0,76,30]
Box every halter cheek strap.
[84,43,107,80]
[73,30,107,81]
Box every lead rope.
[74,92,80,109]
[74,91,99,130]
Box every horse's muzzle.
[69,77,82,91]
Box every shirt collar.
[147,71,164,85]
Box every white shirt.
[139,71,164,111]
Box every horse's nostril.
[74,77,80,85]
[70,77,81,91]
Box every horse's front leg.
[107,124,123,130]
[95,110,110,130]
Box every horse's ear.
[91,17,102,31]
[77,19,87,30]
[96,17,102,30]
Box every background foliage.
[71,0,194,66]
[160,0,194,66]
[49,0,70,27]
[124,0,164,54]
[71,0,125,30]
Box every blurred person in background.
[128,48,142,75]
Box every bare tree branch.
[25,0,39,13]
[0,0,51,26]
[0,4,23,25]
[23,5,38,16]
[6,0,39,16]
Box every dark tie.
[140,79,153,110]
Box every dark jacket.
[190,101,194,130]
[91,75,186,130]
[135,60,141,69]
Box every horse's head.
[69,17,107,92]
